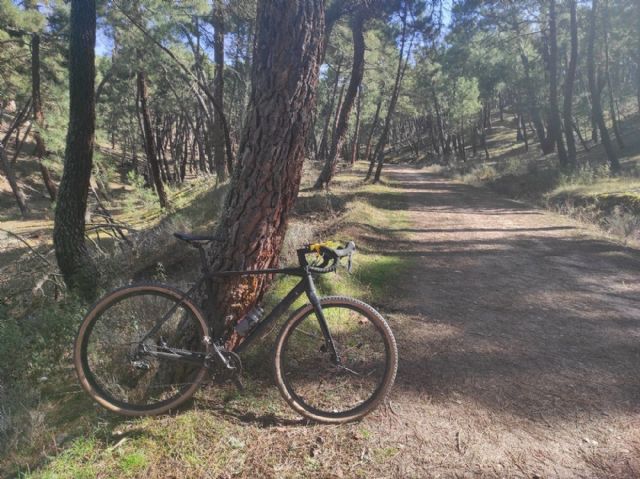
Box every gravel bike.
[74,234,398,423]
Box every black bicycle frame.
[139,260,340,365]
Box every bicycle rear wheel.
[273,296,397,423]
[74,284,210,416]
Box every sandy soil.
[362,166,640,478]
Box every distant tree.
[563,0,578,167]
[211,0,229,180]
[547,0,568,166]
[587,0,619,172]
[314,7,368,188]
[53,0,99,299]
[137,69,169,208]
[29,24,58,201]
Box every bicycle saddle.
[173,232,218,244]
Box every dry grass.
[452,113,640,245]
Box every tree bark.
[314,10,366,188]
[137,71,169,208]
[587,0,620,172]
[212,0,228,181]
[53,0,99,300]
[204,0,325,343]
[31,33,58,201]
[563,0,578,166]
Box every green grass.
[2,163,414,478]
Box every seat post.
[196,245,210,274]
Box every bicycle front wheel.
[74,284,210,416]
[273,297,398,423]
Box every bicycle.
[74,233,398,423]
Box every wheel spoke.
[278,301,392,419]
[78,287,206,412]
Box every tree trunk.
[314,11,366,188]
[587,0,620,172]
[204,0,325,343]
[0,143,30,217]
[137,71,169,208]
[519,49,550,153]
[432,88,447,156]
[212,0,228,181]
[10,120,33,168]
[350,86,362,165]
[364,92,383,164]
[573,120,590,151]
[563,0,578,166]
[516,114,523,141]
[548,0,568,166]
[636,0,640,114]
[603,0,624,150]
[521,114,529,151]
[316,55,343,162]
[53,0,99,300]
[372,7,411,183]
[31,33,58,201]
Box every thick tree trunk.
[587,0,620,172]
[204,0,325,342]
[53,0,99,300]
[31,33,58,201]
[563,0,578,166]
[212,0,228,181]
[548,0,567,166]
[314,11,366,188]
[137,71,169,208]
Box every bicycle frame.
[139,254,340,367]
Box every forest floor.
[6,163,640,478]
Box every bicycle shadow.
[193,397,307,428]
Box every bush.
[460,164,498,185]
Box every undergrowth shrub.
[558,163,611,186]
[460,163,498,185]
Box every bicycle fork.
[305,274,341,364]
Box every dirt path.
[367,166,640,478]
